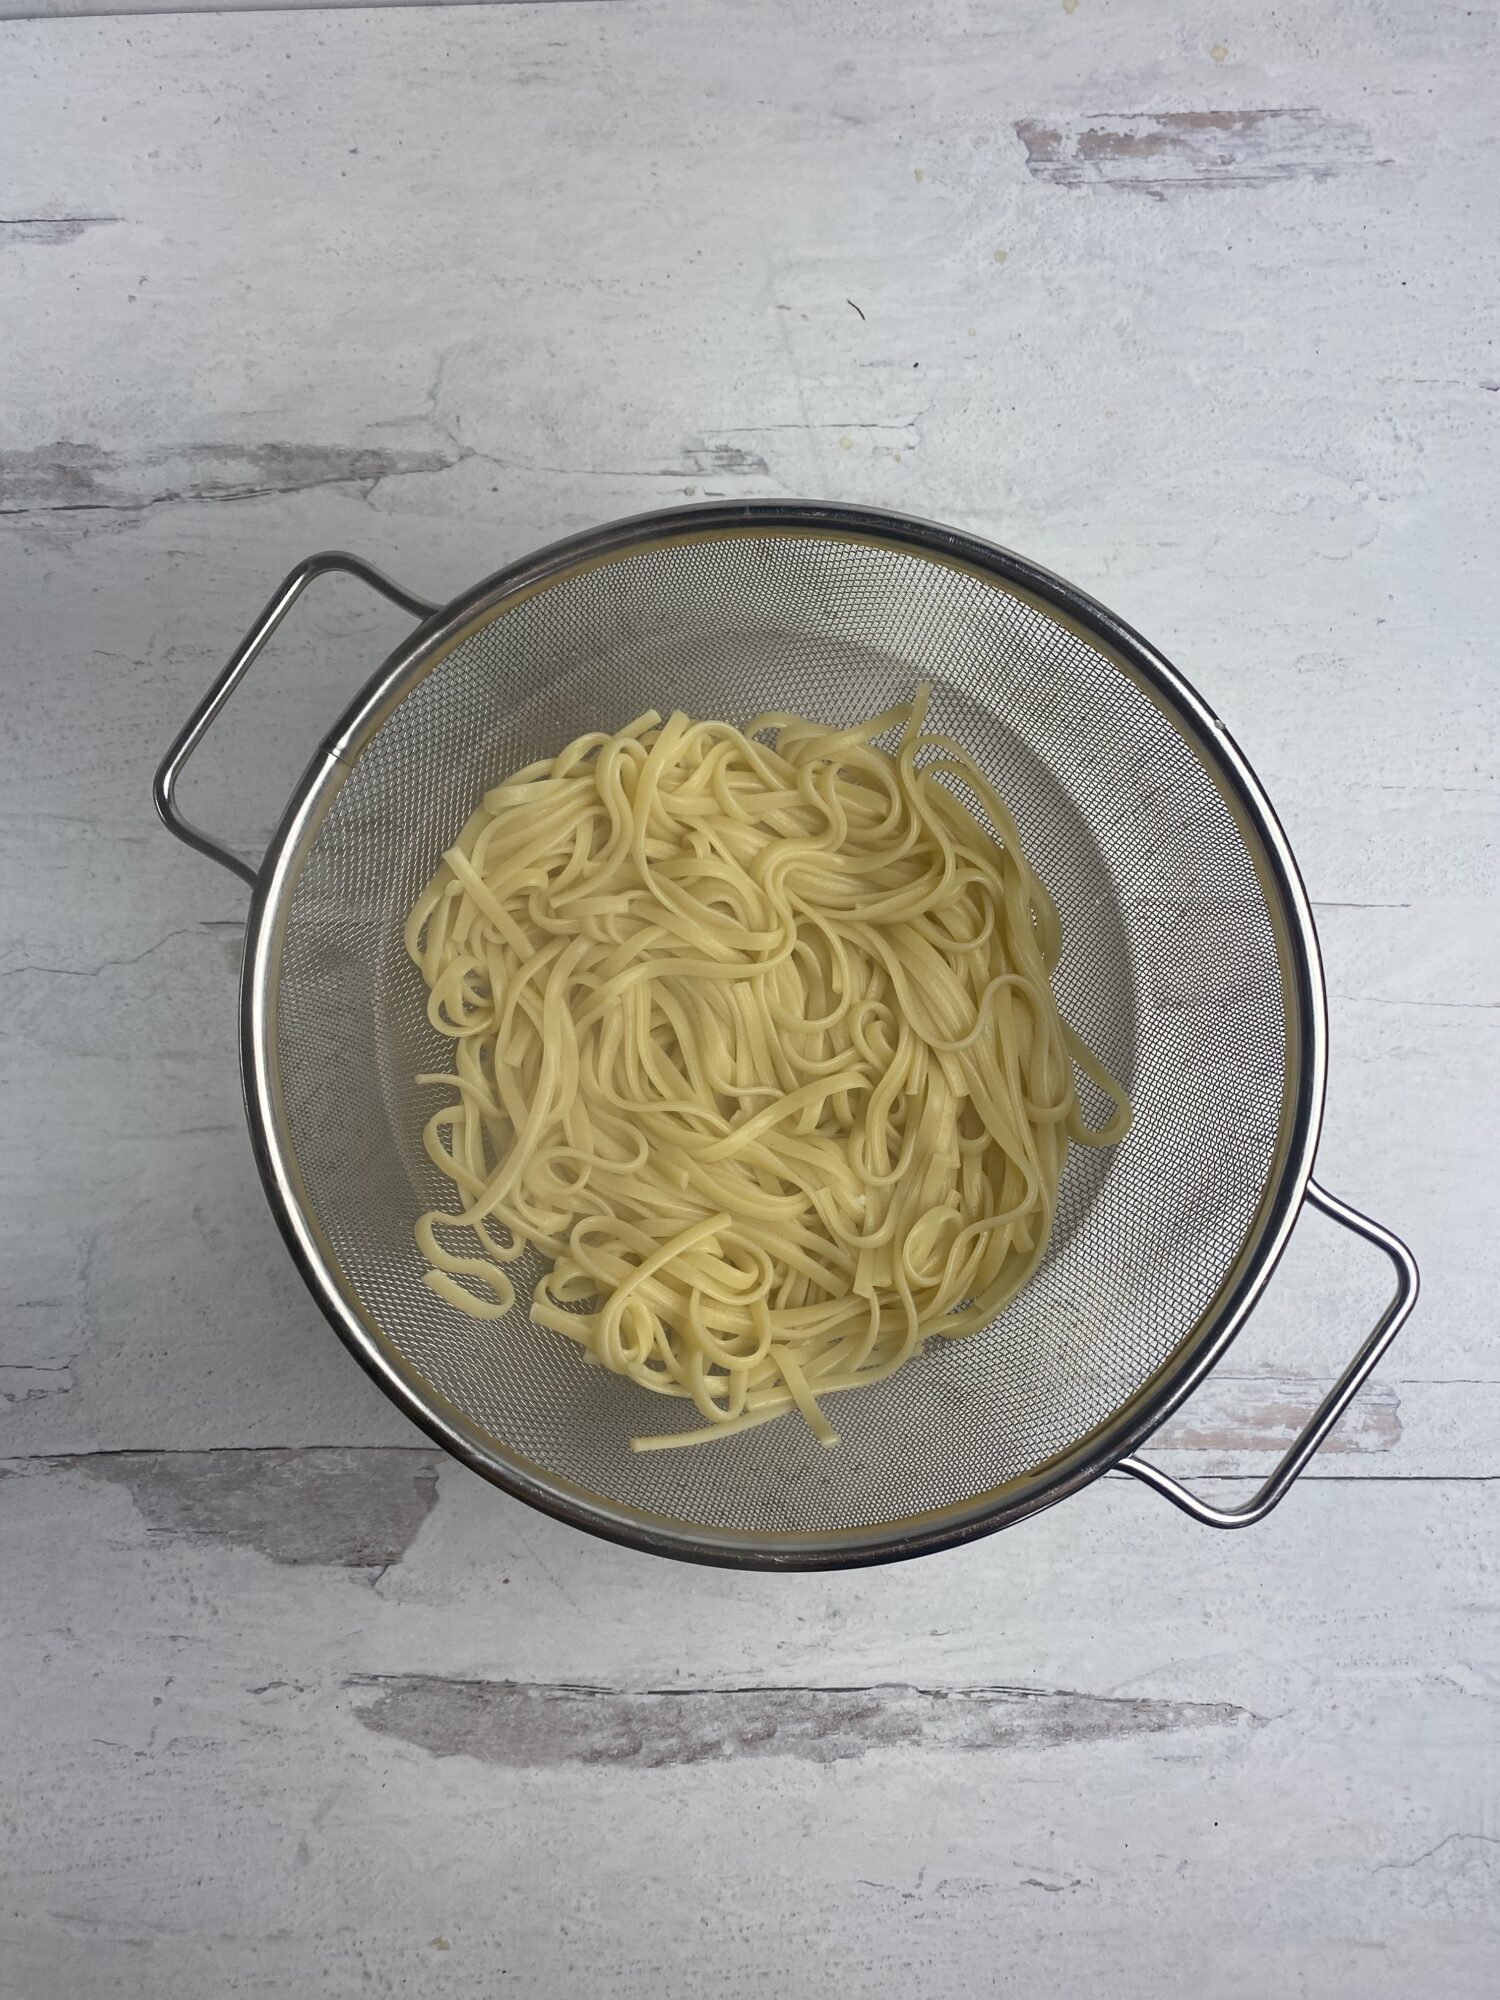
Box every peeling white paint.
[0,0,1495,1992]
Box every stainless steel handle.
[1117,1180,1419,1527]
[153,550,439,887]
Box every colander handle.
[153,551,439,887]
[1116,1180,1419,1528]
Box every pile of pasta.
[405,687,1129,1451]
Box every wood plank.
[0,4,1494,1990]
[2,0,606,17]
[0,0,1493,1459]
[0,1464,1494,1995]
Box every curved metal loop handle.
[1118,1180,1419,1528]
[153,550,439,888]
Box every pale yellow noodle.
[406,688,1130,1450]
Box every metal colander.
[157,501,1417,1567]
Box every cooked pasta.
[404,687,1130,1451]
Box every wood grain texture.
[39,1447,444,1566]
[1,1462,1495,1997]
[1014,108,1379,193]
[351,1675,1260,1766]
[0,439,464,514]
[0,0,605,15]
[0,0,1495,1991]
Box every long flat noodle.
[405,686,1130,1450]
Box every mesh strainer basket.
[156,502,1416,1568]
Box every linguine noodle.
[405,687,1129,1451]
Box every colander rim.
[240,499,1327,1569]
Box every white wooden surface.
[1,3,1496,1994]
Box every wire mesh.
[272,527,1293,1543]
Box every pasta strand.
[406,689,1130,1450]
